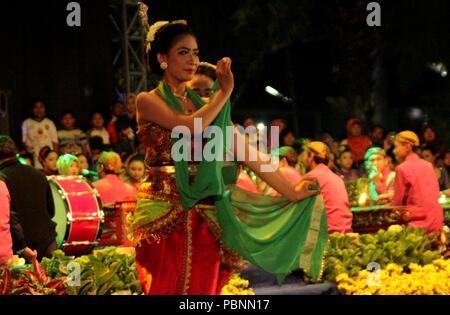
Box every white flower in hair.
[146,21,169,53]
[145,20,188,53]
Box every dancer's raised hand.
[216,57,234,97]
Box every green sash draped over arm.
[217,186,328,282]
[148,81,328,281]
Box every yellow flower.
[336,273,349,282]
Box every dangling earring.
[160,62,168,70]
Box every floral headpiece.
[138,2,187,54]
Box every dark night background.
[0,0,449,147]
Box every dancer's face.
[187,74,214,98]
[159,35,199,82]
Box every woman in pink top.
[93,152,136,205]
[0,180,13,264]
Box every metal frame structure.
[109,0,147,95]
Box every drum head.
[49,180,69,248]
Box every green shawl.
[136,81,328,281]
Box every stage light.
[265,86,280,97]
[409,108,423,119]
[257,123,265,131]
[265,86,293,103]
[428,62,448,77]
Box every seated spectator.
[270,118,287,133]
[364,147,396,204]
[445,151,450,175]
[334,146,359,182]
[279,128,296,147]
[76,153,89,173]
[420,124,447,162]
[242,117,256,129]
[370,124,385,148]
[107,101,125,145]
[92,152,135,205]
[38,146,58,176]
[21,98,58,169]
[87,112,110,145]
[420,145,450,191]
[125,94,138,134]
[57,111,89,157]
[124,154,145,195]
[114,116,136,161]
[56,154,80,176]
[88,136,104,171]
[342,118,372,168]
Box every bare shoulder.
[137,90,158,106]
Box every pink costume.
[306,164,353,234]
[0,181,13,264]
[93,174,136,205]
[392,153,444,234]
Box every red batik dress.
[132,121,243,295]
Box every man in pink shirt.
[0,178,13,264]
[93,152,136,205]
[301,141,353,234]
[391,131,443,234]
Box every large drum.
[99,201,136,247]
[48,176,103,256]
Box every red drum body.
[99,201,136,247]
[48,176,103,256]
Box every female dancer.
[134,7,327,295]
